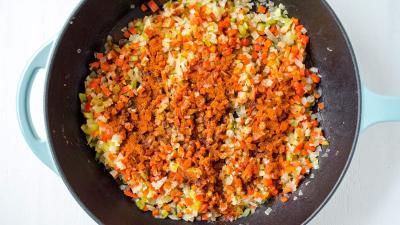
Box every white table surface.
[1,0,399,224]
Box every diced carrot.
[310,73,321,83]
[280,121,289,131]
[222,48,232,56]
[128,26,136,34]
[263,178,273,187]
[257,5,267,14]
[305,142,316,151]
[195,194,204,201]
[292,17,299,25]
[209,45,216,53]
[101,86,112,96]
[123,31,131,38]
[101,63,110,72]
[152,209,160,216]
[95,53,104,59]
[270,25,278,35]
[115,58,124,67]
[264,39,272,48]
[84,102,91,112]
[124,190,138,198]
[318,102,325,110]
[140,4,148,12]
[227,29,238,36]
[184,197,193,206]
[101,127,113,141]
[254,44,262,51]
[311,120,318,127]
[294,82,305,96]
[90,61,99,69]
[199,203,208,212]
[291,45,299,55]
[144,27,153,36]
[241,38,250,46]
[147,0,159,12]
[301,35,309,45]
[252,51,258,59]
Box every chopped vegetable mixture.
[79,0,328,221]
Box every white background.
[1,0,399,224]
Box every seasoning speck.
[299,190,303,196]
[77,48,82,54]
[293,196,298,201]
[321,152,329,158]
[327,47,333,52]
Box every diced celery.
[280,18,293,33]
[160,210,169,219]
[238,22,249,37]
[94,105,104,113]
[272,8,282,18]
[95,151,101,159]
[288,132,297,146]
[157,195,172,205]
[190,199,201,211]
[131,79,138,89]
[130,55,138,62]
[169,162,179,172]
[267,19,277,26]
[242,208,251,217]
[135,21,144,32]
[79,93,87,102]
[113,44,121,52]
[135,198,146,210]
[89,71,97,77]
[81,124,89,134]
[203,38,212,47]
[87,122,99,133]
[103,99,113,108]
[286,152,293,161]
[257,23,267,33]
[165,33,172,39]
[293,166,302,177]
[142,33,149,42]
[140,172,148,180]
[289,119,298,127]
[83,112,93,119]
[321,140,329,146]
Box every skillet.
[17,0,400,224]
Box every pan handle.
[17,41,58,173]
[361,85,400,131]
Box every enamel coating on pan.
[16,0,400,224]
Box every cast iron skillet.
[19,0,364,224]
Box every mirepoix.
[79,0,328,222]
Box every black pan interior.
[46,0,360,224]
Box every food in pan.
[79,0,328,221]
